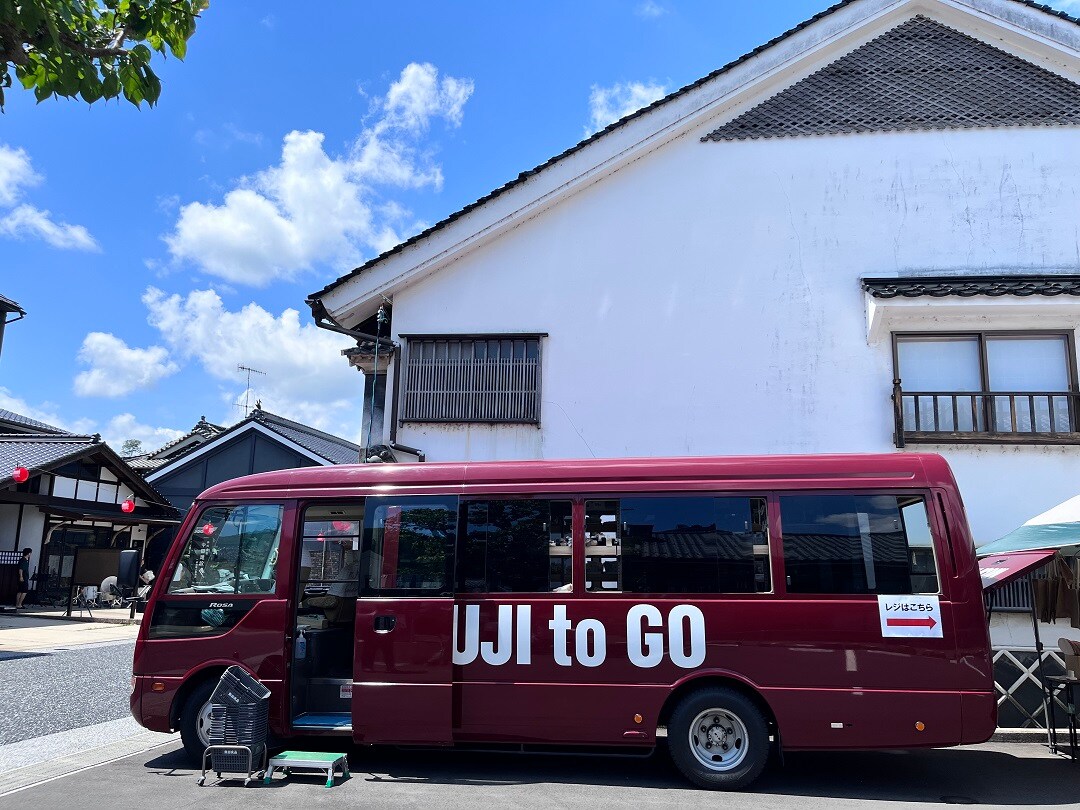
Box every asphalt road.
[2,739,1076,809]
[0,641,133,745]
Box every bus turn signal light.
[633,714,643,724]
[915,721,925,732]
[151,682,165,693]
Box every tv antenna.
[237,364,266,416]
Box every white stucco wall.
[386,125,1080,544]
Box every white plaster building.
[308,0,1080,723]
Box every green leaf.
[131,44,152,64]
[102,71,120,97]
[169,34,187,60]
[80,80,103,104]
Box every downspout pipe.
[308,297,425,462]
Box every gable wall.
[153,431,320,513]
[387,122,1080,541]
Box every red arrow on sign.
[886,616,937,629]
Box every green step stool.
[264,751,350,788]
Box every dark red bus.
[130,453,995,789]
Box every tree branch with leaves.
[0,0,209,109]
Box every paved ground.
[0,739,1076,808]
[0,615,172,782]
[0,640,134,745]
[0,614,138,653]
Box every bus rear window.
[168,503,283,594]
[780,494,939,595]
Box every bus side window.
[780,494,939,595]
[458,499,573,593]
[585,496,771,594]
[361,497,457,596]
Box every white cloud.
[0,204,99,251]
[99,413,185,451]
[635,1,667,18]
[0,144,100,251]
[165,63,474,287]
[74,332,179,398]
[142,287,363,440]
[587,81,668,134]
[0,144,39,206]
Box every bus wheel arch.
[659,674,778,735]
[172,666,227,765]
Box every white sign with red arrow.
[877,595,943,638]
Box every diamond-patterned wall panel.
[703,16,1080,141]
[993,649,1069,729]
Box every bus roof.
[197,453,957,501]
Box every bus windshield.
[168,503,283,594]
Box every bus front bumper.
[130,675,183,733]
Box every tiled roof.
[862,274,1080,298]
[0,434,100,484]
[308,0,1080,305]
[0,294,25,316]
[145,416,226,462]
[252,409,361,465]
[125,454,163,472]
[0,433,178,511]
[0,409,69,435]
[704,16,1080,141]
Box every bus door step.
[292,713,352,732]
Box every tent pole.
[1028,574,1055,753]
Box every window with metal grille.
[401,335,542,423]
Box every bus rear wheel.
[667,687,769,790]
[179,679,215,766]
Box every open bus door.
[352,497,457,745]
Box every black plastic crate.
[209,665,271,707]
[209,704,268,744]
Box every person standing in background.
[15,548,31,610]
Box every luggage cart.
[198,666,271,786]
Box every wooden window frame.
[890,330,1080,446]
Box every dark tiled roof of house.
[0,294,25,316]
[0,433,177,509]
[862,274,1080,298]
[0,409,69,435]
[308,0,1080,305]
[252,409,361,465]
[0,434,100,484]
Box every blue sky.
[1,0,1077,450]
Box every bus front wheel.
[667,687,769,790]
[179,679,215,765]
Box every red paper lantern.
[332,520,353,533]
[121,498,136,514]
[201,522,216,536]
[12,466,29,483]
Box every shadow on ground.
[143,741,1077,805]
